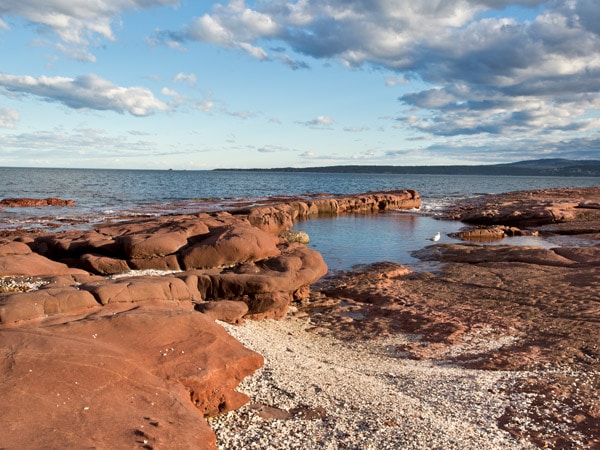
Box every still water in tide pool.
[293,211,559,271]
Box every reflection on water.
[293,212,561,272]
[293,212,464,271]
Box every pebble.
[0,277,48,293]
[209,318,537,449]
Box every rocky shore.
[1,187,598,449]
[0,190,419,449]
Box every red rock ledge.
[0,197,75,207]
[0,189,418,449]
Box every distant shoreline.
[214,158,600,177]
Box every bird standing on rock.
[428,232,441,242]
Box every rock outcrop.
[0,302,262,449]
[0,190,417,448]
[443,186,600,227]
[0,197,75,207]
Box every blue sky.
[0,0,599,169]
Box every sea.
[1,167,599,271]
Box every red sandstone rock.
[445,187,600,227]
[208,247,327,298]
[33,230,119,259]
[0,197,74,207]
[0,287,99,323]
[243,291,292,320]
[81,276,195,305]
[128,254,181,271]
[0,239,32,256]
[552,246,600,266]
[181,223,281,270]
[118,231,190,259]
[413,243,579,267]
[0,190,416,448]
[79,253,131,275]
[0,304,263,449]
[196,300,249,324]
[0,252,89,277]
[451,225,538,241]
[246,190,421,234]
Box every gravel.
[210,317,536,450]
[0,276,49,293]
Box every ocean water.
[1,167,598,269]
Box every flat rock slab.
[0,303,263,449]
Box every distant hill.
[215,159,600,177]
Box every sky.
[0,0,599,169]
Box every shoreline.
[1,186,599,449]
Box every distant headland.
[215,158,600,177]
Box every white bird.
[428,232,441,242]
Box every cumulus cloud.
[154,0,278,59]
[0,73,168,116]
[0,108,19,128]
[0,0,178,59]
[155,0,600,154]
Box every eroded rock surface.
[444,186,600,227]
[0,190,414,448]
[0,303,262,449]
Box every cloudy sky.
[1,0,599,169]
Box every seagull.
[428,232,441,242]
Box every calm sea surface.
[1,167,598,270]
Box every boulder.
[247,204,297,234]
[181,224,280,270]
[118,231,189,259]
[197,246,327,318]
[81,276,196,306]
[243,292,292,320]
[451,226,539,241]
[196,300,249,324]
[0,239,32,256]
[33,230,119,259]
[0,252,89,277]
[280,230,310,244]
[79,253,131,275]
[0,287,99,323]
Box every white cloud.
[194,98,215,113]
[0,73,168,116]
[0,0,179,59]
[173,72,197,85]
[178,1,278,59]
[299,115,334,128]
[257,144,293,153]
[156,0,600,149]
[0,108,20,128]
